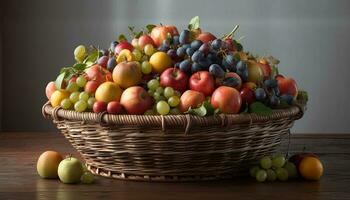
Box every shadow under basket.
[42,102,305,182]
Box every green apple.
[81,171,94,184]
[57,157,83,184]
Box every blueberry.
[179,60,192,73]
[211,39,222,50]
[176,47,186,57]
[191,62,203,73]
[190,40,203,51]
[191,50,204,62]
[186,48,195,56]
[179,30,190,44]
[209,64,225,78]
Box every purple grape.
[209,64,225,78]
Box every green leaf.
[271,66,279,79]
[249,102,273,116]
[55,72,66,89]
[276,99,291,109]
[118,34,127,42]
[297,90,309,103]
[73,63,87,71]
[135,31,143,38]
[146,24,156,33]
[188,16,200,30]
[186,105,207,117]
[203,101,215,116]
[83,49,99,65]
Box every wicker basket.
[42,102,305,181]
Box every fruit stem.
[222,25,239,40]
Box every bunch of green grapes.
[249,154,298,182]
[131,44,155,75]
[60,75,96,112]
[145,79,181,115]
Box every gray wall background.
[1,0,350,133]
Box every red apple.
[277,76,298,98]
[259,63,272,79]
[160,68,189,93]
[196,32,216,43]
[120,86,153,115]
[150,25,179,47]
[189,71,215,96]
[138,35,155,49]
[45,81,56,100]
[97,56,109,68]
[240,87,255,105]
[107,101,123,114]
[215,72,242,90]
[85,64,112,84]
[84,80,100,94]
[114,41,134,55]
[179,90,205,113]
[211,86,242,114]
[93,101,107,113]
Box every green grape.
[164,87,174,99]
[80,171,94,184]
[148,89,155,97]
[74,45,86,60]
[69,92,80,103]
[283,161,298,178]
[60,98,72,110]
[144,44,155,56]
[147,79,160,90]
[132,49,142,61]
[260,156,272,169]
[79,91,90,101]
[153,92,161,101]
[276,168,289,181]
[156,101,170,115]
[155,87,164,95]
[159,96,167,101]
[141,55,149,62]
[266,169,277,181]
[76,76,87,87]
[74,100,87,112]
[144,109,156,115]
[168,96,180,107]
[87,97,96,109]
[66,82,79,93]
[249,166,260,178]
[141,61,152,74]
[169,108,180,115]
[256,169,267,182]
[272,155,286,168]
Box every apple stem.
[222,25,239,40]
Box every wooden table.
[0,132,349,200]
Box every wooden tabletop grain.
[0,132,349,200]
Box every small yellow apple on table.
[37,151,63,178]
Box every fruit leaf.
[203,101,215,116]
[128,26,143,38]
[297,90,309,103]
[73,63,87,71]
[146,24,156,33]
[118,34,127,42]
[276,99,291,109]
[55,72,66,90]
[186,105,207,117]
[188,16,200,30]
[249,102,273,116]
[271,65,279,79]
[83,48,98,65]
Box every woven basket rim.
[42,101,305,129]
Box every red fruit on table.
[240,87,255,105]
[189,71,215,96]
[84,80,100,94]
[196,32,216,43]
[151,25,179,47]
[138,35,155,49]
[93,101,107,113]
[160,68,189,93]
[179,90,205,113]
[45,81,56,100]
[276,76,298,98]
[120,86,153,115]
[107,101,123,114]
[211,86,242,114]
[114,41,134,55]
[85,64,112,84]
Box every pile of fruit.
[250,152,324,182]
[45,16,306,116]
[37,151,94,184]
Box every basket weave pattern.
[43,102,304,181]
